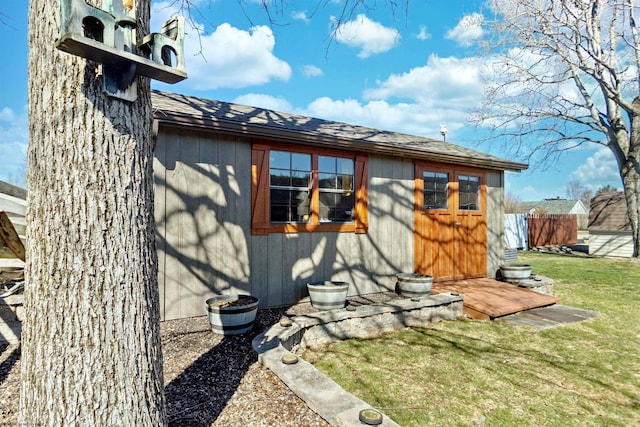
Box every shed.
[152,91,528,320]
[588,191,634,257]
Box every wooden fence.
[528,214,578,247]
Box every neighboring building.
[588,191,634,258]
[519,197,588,215]
[151,91,528,320]
[0,180,26,262]
[519,197,589,229]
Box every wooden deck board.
[432,278,560,320]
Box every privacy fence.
[505,213,578,250]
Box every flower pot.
[307,281,349,310]
[396,273,433,298]
[205,294,259,335]
[499,264,532,282]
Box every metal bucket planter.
[396,273,433,298]
[205,295,259,335]
[307,281,349,310]
[499,264,532,282]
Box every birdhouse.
[56,0,187,101]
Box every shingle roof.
[151,90,528,172]
[519,199,585,215]
[588,192,631,231]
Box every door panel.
[415,165,487,281]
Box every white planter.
[307,281,349,310]
[396,273,433,298]
[499,264,532,282]
[205,295,259,335]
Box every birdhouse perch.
[56,0,187,101]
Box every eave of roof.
[151,90,528,172]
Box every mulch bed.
[0,307,329,426]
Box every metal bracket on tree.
[56,0,187,101]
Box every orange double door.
[414,163,487,281]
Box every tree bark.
[20,1,166,425]
[623,109,640,257]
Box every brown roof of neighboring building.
[588,191,631,231]
[151,90,528,172]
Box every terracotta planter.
[396,273,433,298]
[205,295,259,335]
[307,281,349,310]
[499,264,532,282]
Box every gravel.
[0,307,330,426]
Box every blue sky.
[0,0,623,200]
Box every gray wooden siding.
[154,128,415,320]
[155,128,254,320]
[485,171,504,278]
[589,231,634,258]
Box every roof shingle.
[151,90,527,172]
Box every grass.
[301,252,640,426]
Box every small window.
[269,151,312,223]
[424,171,449,209]
[318,156,354,222]
[459,175,480,211]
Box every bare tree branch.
[476,0,640,256]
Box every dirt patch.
[0,308,329,426]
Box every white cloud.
[445,13,483,47]
[233,94,293,113]
[332,14,400,58]
[0,105,28,185]
[570,147,621,191]
[301,64,323,77]
[151,2,291,90]
[304,96,466,139]
[416,25,431,41]
[288,54,492,141]
[363,55,484,109]
[0,107,17,122]
[292,11,310,23]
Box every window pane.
[424,171,448,209]
[291,152,311,171]
[270,189,290,222]
[319,192,354,222]
[270,189,310,223]
[319,173,337,189]
[459,175,480,211]
[337,158,354,175]
[270,169,290,186]
[294,190,311,221]
[270,151,290,170]
[333,193,354,222]
[338,174,353,191]
[318,156,335,174]
[291,170,311,188]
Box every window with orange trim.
[251,143,368,235]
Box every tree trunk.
[20,1,166,425]
[621,162,640,258]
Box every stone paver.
[499,304,598,330]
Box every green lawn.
[302,252,640,426]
